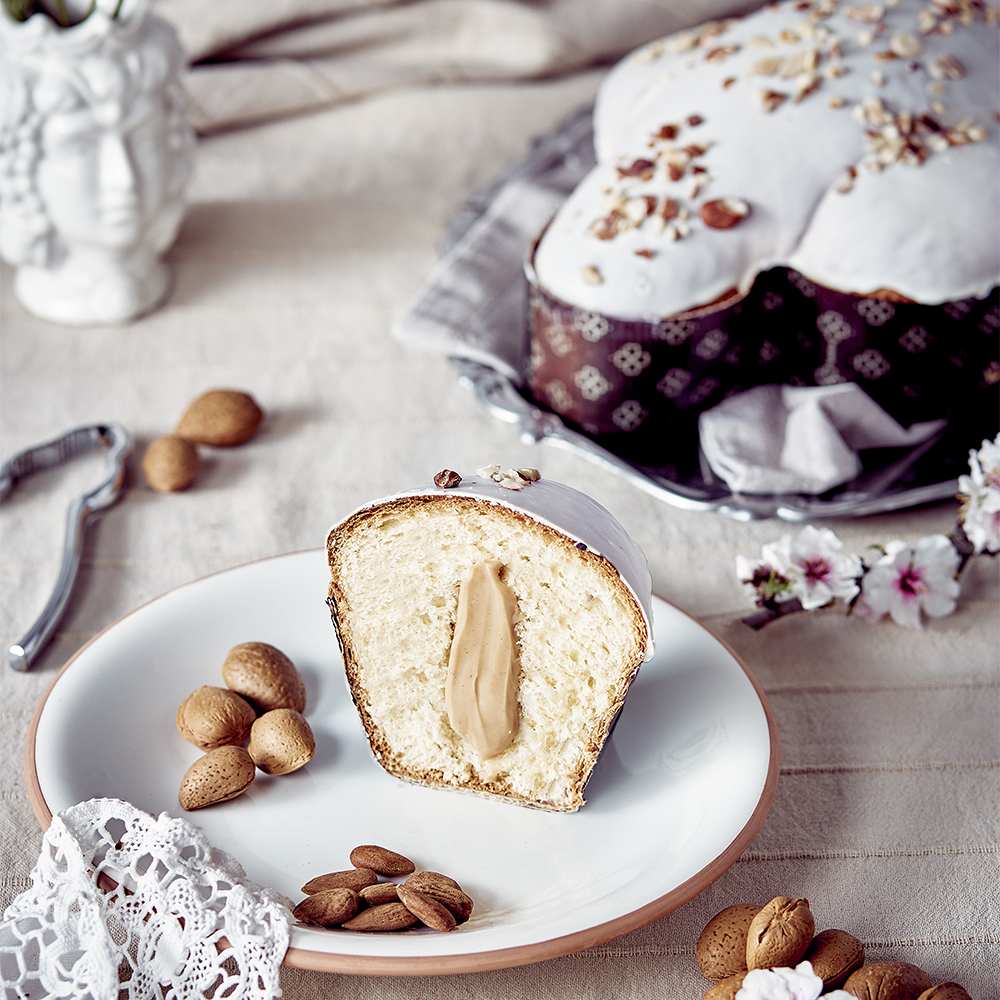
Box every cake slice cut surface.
[326,472,653,812]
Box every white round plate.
[26,549,778,975]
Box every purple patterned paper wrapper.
[526,258,999,475]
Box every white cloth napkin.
[0,799,292,1000]
[698,383,948,495]
[393,146,587,383]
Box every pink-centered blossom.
[763,526,863,610]
[958,433,1000,554]
[857,535,960,629]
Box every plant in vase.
[0,0,194,325]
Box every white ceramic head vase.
[0,0,193,325]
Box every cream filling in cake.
[533,0,999,319]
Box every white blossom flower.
[735,961,854,1000]
[857,535,961,628]
[762,526,863,610]
[736,553,796,606]
[957,433,1000,554]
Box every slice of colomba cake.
[325,466,654,812]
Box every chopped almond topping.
[760,89,789,112]
[836,165,858,192]
[590,209,627,241]
[844,2,885,23]
[700,198,751,229]
[616,158,656,181]
[889,29,923,56]
[705,44,740,63]
[660,197,680,222]
[929,53,966,79]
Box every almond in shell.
[248,709,315,774]
[696,903,762,979]
[178,745,255,810]
[222,641,306,713]
[701,972,748,1000]
[916,985,973,1000]
[142,435,199,493]
[176,686,256,750]
[804,928,865,989]
[844,961,932,1000]
[176,389,262,447]
[746,896,814,970]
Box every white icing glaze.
[328,475,655,659]
[533,0,999,317]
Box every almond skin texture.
[804,928,865,990]
[248,709,315,774]
[176,686,256,750]
[301,868,378,894]
[844,962,933,1000]
[403,870,462,892]
[142,435,199,493]
[341,901,419,932]
[402,872,473,923]
[176,389,262,447]
[359,882,401,906]
[916,985,973,1000]
[696,903,762,979]
[397,885,457,932]
[222,641,306,713]
[701,972,748,1000]
[178,745,255,810]
[349,845,416,877]
[746,896,815,970]
[293,888,360,927]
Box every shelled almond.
[295,847,474,933]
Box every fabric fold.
[160,0,753,132]
[698,384,948,495]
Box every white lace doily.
[0,798,292,1000]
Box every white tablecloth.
[1,2,997,997]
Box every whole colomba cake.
[325,467,653,812]
[528,0,999,472]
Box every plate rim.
[23,548,780,976]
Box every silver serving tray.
[446,106,971,521]
[452,357,961,521]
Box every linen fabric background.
[1,1,998,997]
